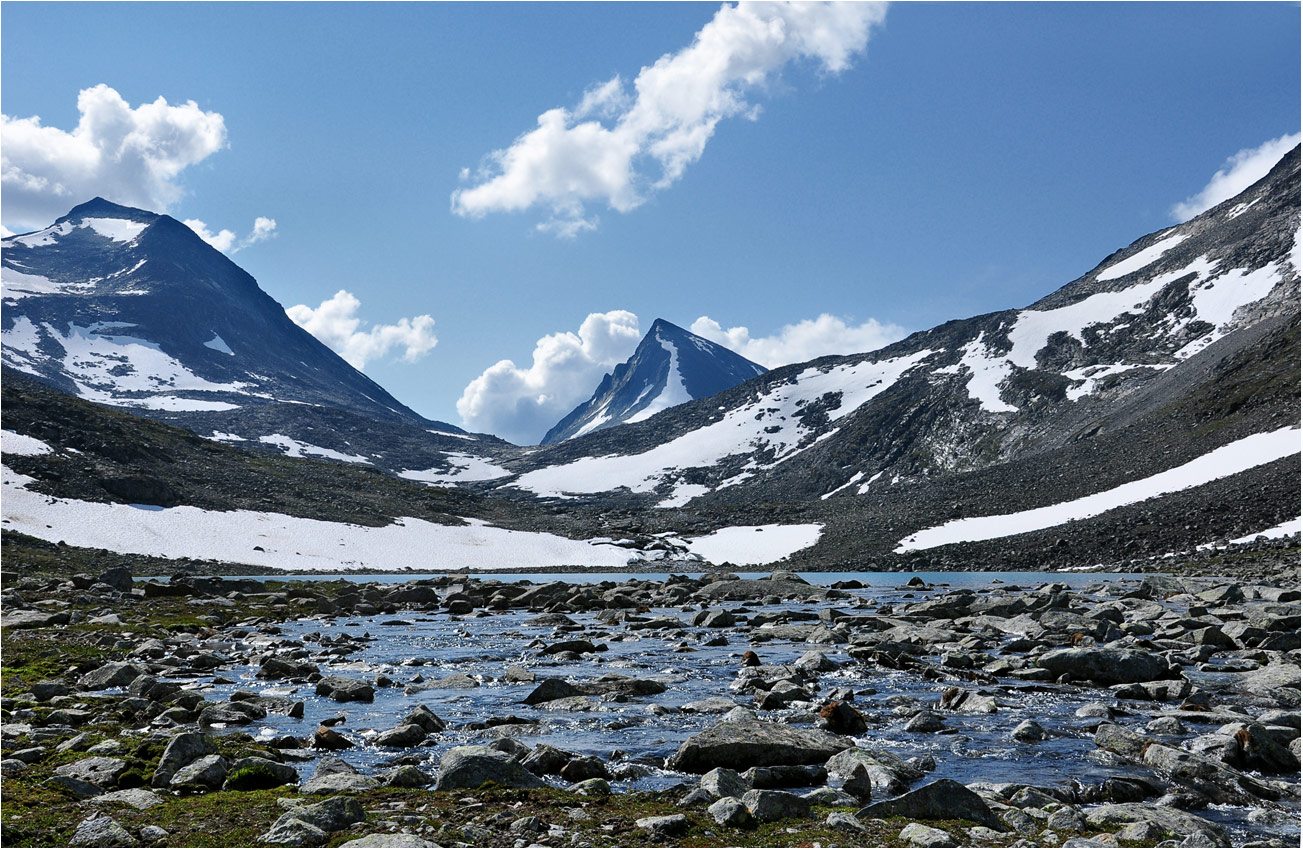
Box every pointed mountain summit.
[542,318,767,445]
[2,198,478,458]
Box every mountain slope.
[0,199,525,475]
[542,318,767,444]
[499,148,1301,548]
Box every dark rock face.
[856,778,1005,831]
[1036,647,1175,685]
[433,746,546,790]
[666,720,852,773]
[543,318,767,445]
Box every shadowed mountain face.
[2,198,447,428]
[542,318,767,445]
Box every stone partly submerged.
[1034,647,1176,685]
[666,719,853,773]
[433,746,546,790]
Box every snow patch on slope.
[626,334,692,424]
[896,427,1301,552]
[399,453,511,484]
[259,434,372,464]
[0,464,635,571]
[512,349,936,499]
[687,523,823,566]
[1096,232,1188,281]
[2,431,52,456]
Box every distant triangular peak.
[541,316,767,444]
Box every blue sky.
[2,2,1299,443]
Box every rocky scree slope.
[542,318,767,445]
[0,198,513,474]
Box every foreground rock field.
[1,550,1300,848]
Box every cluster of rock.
[3,566,1300,846]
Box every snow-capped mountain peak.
[541,318,767,444]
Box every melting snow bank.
[399,453,511,484]
[0,466,637,570]
[686,523,823,566]
[896,427,1301,552]
[1,464,821,569]
[1199,516,1303,551]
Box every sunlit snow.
[259,434,372,464]
[398,452,511,484]
[896,427,1301,552]
[203,334,235,355]
[1095,232,1188,281]
[626,335,692,424]
[686,523,823,566]
[1,431,52,456]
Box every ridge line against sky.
[1,1,1299,440]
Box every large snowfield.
[0,430,822,570]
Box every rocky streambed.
[1,567,1300,848]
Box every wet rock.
[69,814,137,847]
[373,724,427,748]
[401,704,446,733]
[906,711,948,733]
[826,748,923,797]
[315,676,374,703]
[312,726,356,750]
[818,700,868,734]
[1141,742,1281,804]
[1036,647,1174,685]
[569,777,610,796]
[742,788,811,822]
[151,732,215,788]
[1093,722,1150,759]
[1011,719,1048,742]
[1082,803,1228,845]
[899,823,957,848]
[521,744,573,776]
[433,746,546,790]
[857,778,1004,830]
[559,755,609,782]
[707,796,753,827]
[700,767,748,800]
[258,657,319,680]
[682,697,739,714]
[522,678,583,705]
[742,764,826,789]
[666,719,852,773]
[939,687,997,714]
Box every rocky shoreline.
[2,556,1300,848]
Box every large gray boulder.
[1083,803,1228,845]
[433,746,546,790]
[169,754,228,790]
[856,779,1004,831]
[69,815,136,847]
[742,789,812,822]
[301,758,379,795]
[826,748,924,797]
[1035,647,1174,685]
[666,720,852,773]
[80,662,151,690]
[55,757,126,789]
[315,676,375,703]
[261,796,367,846]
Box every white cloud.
[1171,132,1301,222]
[184,215,278,253]
[691,313,907,367]
[286,290,438,371]
[1,84,227,232]
[451,1,887,236]
[183,219,237,253]
[457,311,642,444]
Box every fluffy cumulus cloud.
[451,1,887,236]
[457,311,643,444]
[1,84,228,231]
[184,216,278,254]
[286,290,438,371]
[691,313,906,367]
[1171,132,1301,222]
